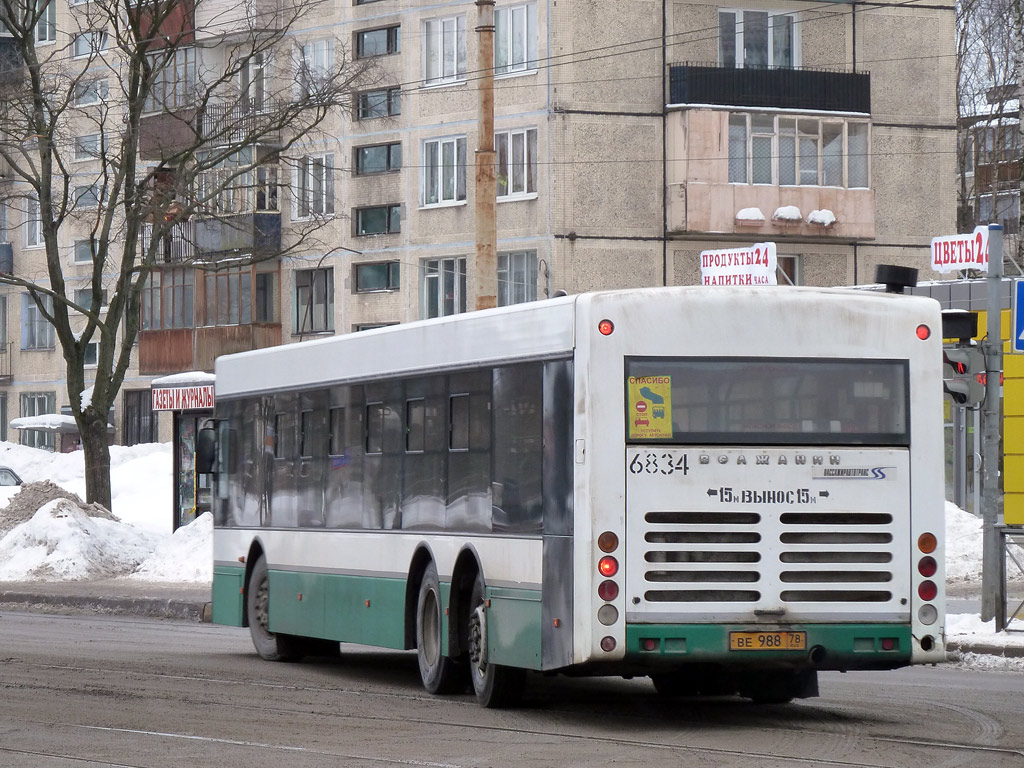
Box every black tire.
[416,562,463,694]
[246,556,304,662]
[467,573,526,708]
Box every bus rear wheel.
[247,555,304,662]
[416,562,464,694]
[467,573,525,708]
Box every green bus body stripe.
[625,624,913,667]
[213,568,544,669]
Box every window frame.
[421,136,467,207]
[73,286,109,313]
[494,3,538,76]
[72,29,108,58]
[73,133,102,161]
[355,205,401,236]
[354,261,401,293]
[293,266,335,334]
[422,15,467,86]
[421,257,467,318]
[74,78,108,106]
[296,38,335,101]
[293,153,335,219]
[357,87,401,119]
[495,127,538,199]
[35,0,56,44]
[497,249,538,306]
[355,142,401,175]
[356,25,400,58]
[718,9,800,69]
[21,293,55,350]
[24,198,43,248]
[727,112,871,190]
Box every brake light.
[600,636,616,652]
[918,580,938,601]
[598,556,618,577]
[598,319,614,336]
[598,580,619,601]
[918,556,937,578]
[916,324,931,340]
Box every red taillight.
[916,324,931,340]
[918,580,938,601]
[641,638,657,652]
[600,636,616,652]
[598,580,619,601]
[598,319,614,336]
[598,531,619,553]
[918,556,937,578]
[881,637,897,651]
[918,532,937,554]
[598,556,619,577]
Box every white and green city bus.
[204,286,946,707]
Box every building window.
[497,250,537,306]
[728,113,869,189]
[20,392,56,451]
[202,266,251,326]
[355,142,401,174]
[21,293,54,349]
[355,261,400,292]
[254,271,278,322]
[495,3,537,75]
[495,128,537,199]
[72,30,107,58]
[74,185,101,209]
[355,205,401,235]
[123,389,157,446]
[35,0,56,44]
[293,154,334,218]
[294,267,334,334]
[84,340,99,367]
[355,322,398,332]
[144,48,195,112]
[422,136,467,206]
[421,257,466,318]
[240,52,268,111]
[719,10,797,69]
[140,268,194,330]
[357,26,400,58]
[74,133,102,161]
[74,239,93,263]
[777,254,801,285]
[73,287,108,312]
[978,193,1020,235]
[74,79,108,106]
[24,198,43,247]
[357,87,401,119]
[423,15,466,85]
[296,39,334,100]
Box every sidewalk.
[0,579,211,622]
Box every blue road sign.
[1014,280,1024,353]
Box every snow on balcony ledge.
[807,208,837,227]
[772,205,803,224]
[735,207,765,225]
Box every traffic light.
[943,346,986,406]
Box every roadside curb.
[0,591,212,623]
[946,639,1024,659]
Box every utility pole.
[981,223,1005,625]
[474,0,497,311]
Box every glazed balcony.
[139,324,282,374]
[669,63,871,114]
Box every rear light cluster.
[916,532,939,630]
[597,530,620,651]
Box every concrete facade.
[0,0,957,448]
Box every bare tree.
[956,0,1020,261]
[0,0,376,508]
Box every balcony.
[194,0,283,41]
[0,341,12,384]
[199,101,281,147]
[0,35,24,87]
[139,109,200,161]
[195,212,281,257]
[669,63,871,114]
[142,220,196,264]
[139,324,282,374]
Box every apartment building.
[0,0,956,448]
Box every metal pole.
[981,223,1004,625]
[474,0,497,311]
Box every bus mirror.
[196,427,217,474]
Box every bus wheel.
[416,562,463,694]
[247,556,303,662]
[467,573,525,708]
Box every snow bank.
[131,512,212,583]
[0,499,158,581]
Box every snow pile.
[132,513,212,582]
[735,207,765,222]
[0,499,158,581]
[807,209,836,227]
[772,205,802,222]
[945,501,1024,583]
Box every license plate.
[729,631,807,651]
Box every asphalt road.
[2,610,1024,768]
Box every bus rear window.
[625,357,909,446]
